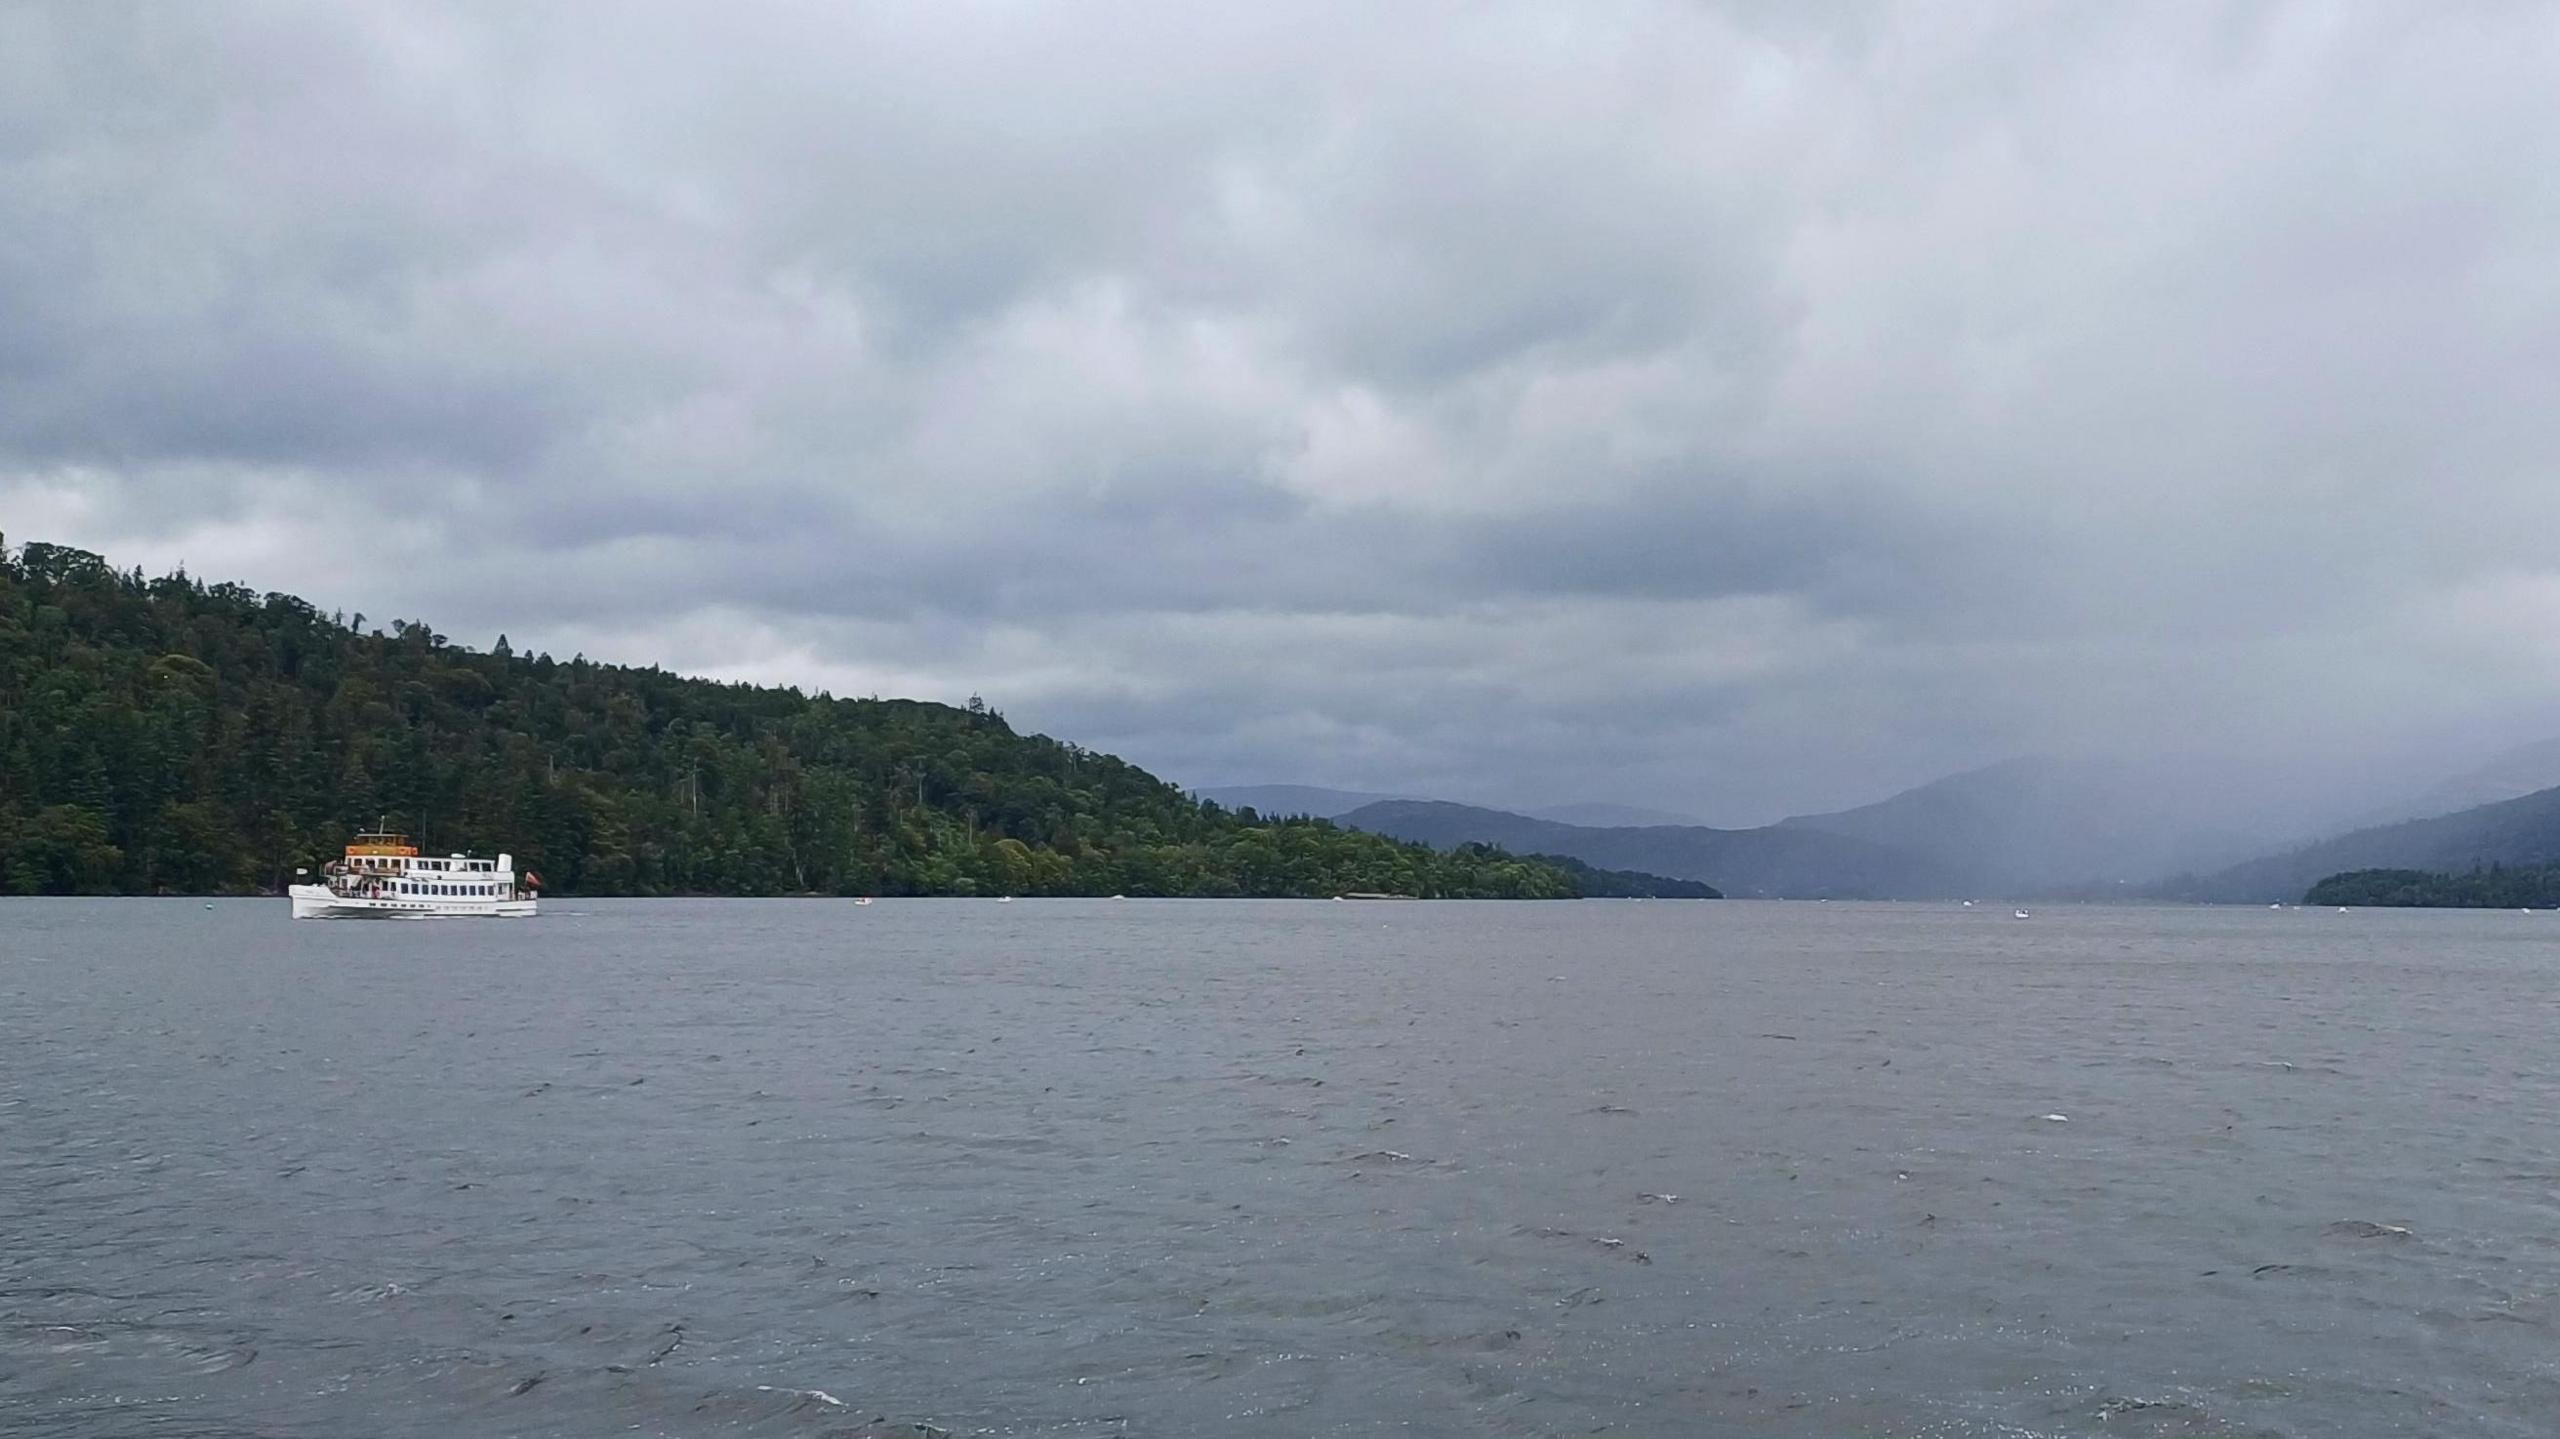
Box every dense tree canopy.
[1528,854,1720,899]
[0,538,1582,899]
[2304,865,2560,908]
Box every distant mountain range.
[1529,801,1703,827]
[1334,757,2301,900]
[1338,800,1970,900]
[1773,756,2290,894]
[1320,749,2560,901]
[2165,783,2560,901]
[1214,741,2560,903]
[1196,785,1697,828]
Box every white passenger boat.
[288,828,538,919]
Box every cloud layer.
[7,2,2559,820]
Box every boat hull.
[288,884,537,919]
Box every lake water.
[4,899,2557,1437]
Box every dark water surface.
[5,899,2558,1437]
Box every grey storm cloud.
[6,1,2560,822]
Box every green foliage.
[1528,853,1720,898]
[0,538,1580,899]
[2304,864,2560,908]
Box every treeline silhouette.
[0,538,1577,899]
[2304,864,2560,908]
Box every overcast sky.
[6,3,2558,823]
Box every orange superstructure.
[341,830,418,876]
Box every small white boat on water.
[288,828,538,919]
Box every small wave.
[330,1281,411,1303]
[754,1384,846,1407]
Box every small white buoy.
[2041,1113,2070,1123]
[204,902,215,910]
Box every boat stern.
[287,883,339,919]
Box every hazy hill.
[1531,801,1702,827]
[1198,786,1699,830]
[1193,784,1410,819]
[2355,737,2560,826]
[2173,783,2560,902]
[0,538,1581,899]
[1776,756,2285,894]
[1339,799,1967,899]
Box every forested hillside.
[1528,854,1720,899]
[2305,865,2560,908]
[0,538,1577,898]
[2167,783,2560,902]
